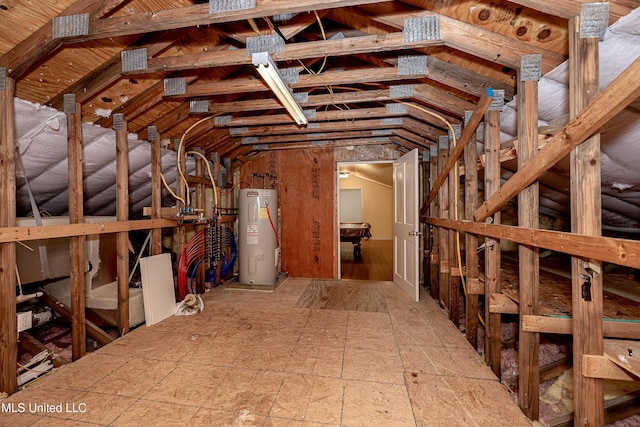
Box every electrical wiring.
[160,170,186,205]
[186,150,218,208]
[175,116,217,207]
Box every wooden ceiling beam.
[232,129,388,144]
[474,56,640,222]
[0,0,128,78]
[183,67,429,97]
[329,8,515,100]
[370,8,565,73]
[60,0,389,43]
[130,32,442,75]
[225,117,403,138]
[220,11,329,44]
[209,88,400,113]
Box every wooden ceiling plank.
[134,32,442,74]
[412,85,476,117]
[226,117,403,137]
[507,0,633,24]
[48,36,179,110]
[474,56,640,222]
[0,0,128,78]
[62,0,389,42]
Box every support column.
[483,93,504,378]
[114,114,129,334]
[0,70,18,394]
[517,54,542,420]
[65,94,86,360]
[463,110,480,348]
[448,126,461,326]
[570,10,604,426]
[437,135,450,312]
[149,126,163,255]
[194,147,206,294]
[176,139,187,277]
[428,145,439,300]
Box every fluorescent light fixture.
[252,52,308,126]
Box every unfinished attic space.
[2,0,640,425]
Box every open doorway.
[337,162,393,281]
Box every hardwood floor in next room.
[341,239,393,281]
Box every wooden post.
[463,110,479,348]
[65,94,86,360]
[429,144,439,300]
[194,148,206,294]
[483,95,503,378]
[0,71,18,394]
[569,14,604,426]
[114,114,129,335]
[422,150,430,290]
[448,126,461,326]
[176,139,187,289]
[149,126,163,255]
[437,135,450,312]
[517,54,541,420]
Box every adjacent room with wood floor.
[1,1,639,426]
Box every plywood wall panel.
[240,148,336,279]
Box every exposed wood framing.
[474,55,640,222]
[517,55,541,420]
[569,16,603,427]
[583,355,639,382]
[150,128,163,255]
[194,149,206,294]
[132,33,442,74]
[483,106,502,378]
[0,0,127,78]
[422,90,493,213]
[0,75,17,394]
[428,145,439,300]
[425,217,640,270]
[66,98,87,360]
[463,111,479,348]
[115,115,130,335]
[521,315,640,340]
[437,137,450,312]
[447,131,460,327]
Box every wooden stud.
[115,115,130,334]
[437,137,450,312]
[522,315,640,340]
[429,146,439,300]
[194,150,206,294]
[448,132,460,327]
[489,293,519,315]
[463,111,480,348]
[0,75,17,394]
[426,217,640,270]
[569,16,604,427]
[149,127,163,255]
[483,107,502,378]
[517,54,541,420]
[66,99,87,360]
[583,355,638,382]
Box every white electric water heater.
[238,189,279,285]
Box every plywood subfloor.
[294,279,388,313]
[2,278,532,427]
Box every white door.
[393,149,420,301]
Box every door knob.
[409,231,422,236]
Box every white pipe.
[16,292,44,304]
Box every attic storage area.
[1,1,639,426]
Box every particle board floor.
[2,278,532,427]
